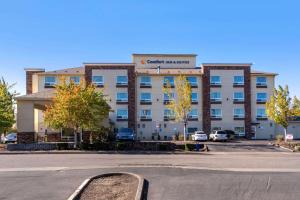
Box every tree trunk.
[183,122,187,143]
[284,128,287,142]
[73,128,77,149]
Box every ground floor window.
[187,127,198,134]
[234,127,245,136]
[212,127,222,131]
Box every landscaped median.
[273,135,300,152]
[67,173,145,200]
[4,141,208,153]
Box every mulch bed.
[275,141,300,151]
[77,174,138,200]
[0,144,6,151]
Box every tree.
[163,75,192,145]
[266,85,300,142]
[0,78,16,134]
[44,80,110,147]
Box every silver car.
[209,130,228,141]
[3,133,17,143]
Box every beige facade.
[15,53,300,142]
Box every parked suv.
[116,128,135,141]
[209,130,228,141]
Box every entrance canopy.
[15,90,54,132]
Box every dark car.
[116,128,135,141]
[223,130,236,140]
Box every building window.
[116,76,128,86]
[44,76,56,88]
[210,76,221,85]
[191,93,198,103]
[140,76,151,87]
[234,127,245,136]
[92,76,104,87]
[210,92,221,102]
[211,109,222,118]
[212,127,222,131]
[142,124,145,128]
[188,109,198,120]
[234,108,245,118]
[256,77,267,87]
[70,76,80,85]
[116,92,128,103]
[233,92,244,102]
[257,108,267,119]
[164,92,174,104]
[257,93,267,103]
[188,127,198,134]
[140,109,152,121]
[164,109,175,121]
[163,76,175,87]
[233,76,244,85]
[116,109,128,120]
[140,93,151,103]
[187,76,198,87]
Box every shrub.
[178,134,184,141]
[172,134,179,141]
[57,142,70,150]
[116,142,134,151]
[185,143,196,151]
[294,145,300,152]
[276,134,284,143]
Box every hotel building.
[15,54,300,143]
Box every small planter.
[68,173,145,200]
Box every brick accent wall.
[202,65,252,137]
[85,65,136,131]
[202,67,211,134]
[17,132,35,144]
[46,133,61,142]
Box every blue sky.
[0,0,299,96]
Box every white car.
[209,130,228,141]
[3,133,17,143]
[191,131,208,141]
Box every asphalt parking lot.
[1,167,299,200]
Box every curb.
[0,149,208,155]
[67,172,145,200]
[278,145,294,152]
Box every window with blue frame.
[234,108,245,118]
[234,92,244,101]
[187,76,197,86]
[210,92,221,101]
[116,92,128,102]
[92,76,103,86]
[70,76,80,85]
[44,76,56,87]
[117,109,128,119]
[256,77,267,85]
[257,93,267,102]
[163,76,174,86]
[233,76,244,85]
[191,93,198,102]
[211,109,222,118]
[257,108,267,118]
[140,93,151,102]
[116,76,128,85]
[140,76,151,86]
[210,76,221,85]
